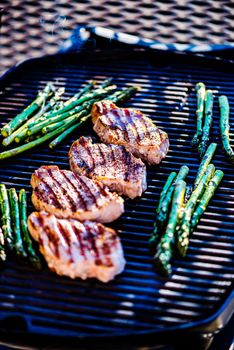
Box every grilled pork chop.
[69,136,147,199]
[31,165,124,223]
[28,211,126,282]
[92,101,169,164]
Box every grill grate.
[0,50,233,345]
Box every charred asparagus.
[219,95,234,163]
[154,180,186,276]
[191,82,206,147]
[191,170,224,231]
[8,188,27,261]
[198,90,214,157]
[177,164,215,257]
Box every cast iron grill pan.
[0,49,233,347]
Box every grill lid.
[0,49,233,347]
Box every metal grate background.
[0,50,233,348]
[1,0,234,75]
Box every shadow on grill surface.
[0,49,233,349]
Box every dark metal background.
[0,49,233,349]
[1,0,234,74]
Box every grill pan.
[0,48,233,349]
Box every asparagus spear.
[98,78,113,89]
[184,184,193,203]
[8,188,27,261]
[42,120,66,134]
[219,95,234,163]
[149,172,177,249]
[19,189,41,270]
[27,85,116,129]
[2,87,65,147]
[191,170,224,231]
[0,111,85,159]
[0,227,6,261]
[49,114,91,149]
[191,82,206,147]
[108,86,139,103]
[0,86,138,159]
[194,142,217,187]
[0,184,14,251]
[63,80,95,107]
[1,83,55,137]
[48,86,139,148]
[157,165,189,232]
[177,163,215,257]
[26,98,97,138]
[198,90,214,157]
[153,180,186,276]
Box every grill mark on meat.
[72,223,86,260]
[85,144,95,171]
[48,169,78,211]
[86,224,102,266]
[106,109,130,143]
[41,216,60,258]
[97,143,106,166]
[73,173,102,208]
[139,115,151,140]
[36,180,63,209]
[121,148,131,181]
[110,144,116,160]
[97,224,113,267]
[57,221,70,247]
[123,108,140,143]
[62,172,88,210]
[77,172,108,200]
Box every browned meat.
[31,165,124,223]
[92,101,169,164]
[69,136,147,199]
[28,211,126,282]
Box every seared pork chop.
[92,101,169,164]
[28,211,126,282]
[31,166,124,223]
[69,136,147,199]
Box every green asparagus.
[184,184,193,203]
[219,95,234,163]
[1,83,55,137]
[157,165,189,232]
[19,189,41,270]
[0,184,14,251]
[153,180,186,276]
[2,87,65,147]
[0,228,6,261]
[149,172,177,249]
[191,170,224,231]
[194,143,217,187]
[26,99,97,138]
[198,90,214,157]
[8,188,27,261]
[63,80,95,107]
[0,112,86,159]
[27,85,116,129]
[177,164,215,257]
[49,114,91,148]
[49,86,139,148]
[191,82,206,147]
